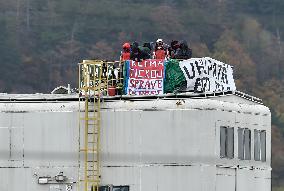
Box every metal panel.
[254,169,271,191]
[237,169,270,191]
[0,113,24,167]
[236,169,255,191]
[24,112,78,167]
[0,113,12,166]
[216,167,236,191]
[254,177,270,191]
[49,184,74,191]
[11,127,24,163]
[101,165,216,191]
[0,127,10,162]
[0,168,29,191]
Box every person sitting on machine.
[140,42,152,60]
[174,40,192,60]
[153,39,167,60]
[130,41,142,62]
[120,42,131,61]
[168,40,179,59]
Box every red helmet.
[122,42,130,49]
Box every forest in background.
[0,0,284,189]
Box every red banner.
[125,59,165,95]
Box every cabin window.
[238,128,251,160]
[98,185,130,191]
[113,186,130,191]
[220,126,234,159]
[254,130,266,162]
[260,131,266,162]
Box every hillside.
[0,0,284,189]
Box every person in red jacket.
[153,39,167,60]
[118,42,131,84]
[120,42,131,61]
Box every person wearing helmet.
[153,39,167,59]
[118,42,131,85]
[120,42,131,61]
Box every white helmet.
[156,38,163,43]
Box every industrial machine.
[0,59,271,191]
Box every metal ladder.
[79,60,104,191]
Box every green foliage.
[0,19,21,92]
[273,187,284,191]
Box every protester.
[168,40,179,59]
[140,42,152,59]
[130,41,153,61]
[120,42,131,61]
[128,39,192,61]
[153,39,167,59]
[174,40,192,60]
[130,41,142,61]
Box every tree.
[213,30,257,93]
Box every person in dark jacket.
[168,40,179,59]
[130,41,142,61]
[174,40,192,60]
[140,42,152,59]
[130,42,152,61]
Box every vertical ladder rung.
[87,160,98,163]
[87,133,98,135]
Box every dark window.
[220,127,226,158]
[98,185,130,191]
[244,129,251,160]
[254,130,266,162]
[260,131,266,162]
[238,128,251,160]
[238,128,244,160]
[113,186,130,191]
[99,186,109,191]
[254,129,260,161]
[220,126,234,159]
